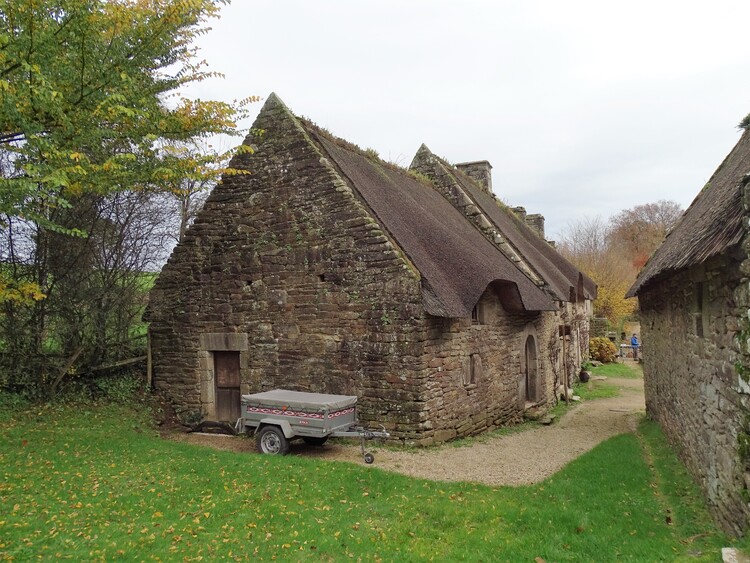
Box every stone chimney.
[455,160,492,193]
[511,206,527,221]
[526,214,545,238]
[511,208,546,239]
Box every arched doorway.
[525,335,539,402]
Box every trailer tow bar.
[331,425,389,464]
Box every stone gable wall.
[146,97,588,445]
[146,100,429,436]
[639,253,750,536]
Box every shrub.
[93,374,144,404]
[589,337,617,363]
[0,390,29,411]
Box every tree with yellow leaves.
[1,0,251,222]
[558,202,683,327]
[0,0,253,392]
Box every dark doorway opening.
[525,335,538,402]
[214,351,241,421]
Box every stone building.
[145,94,595,444]
[627,128,750,535]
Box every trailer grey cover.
[241,389,357,411]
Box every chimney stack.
[526,214,545,239]
[511,207,546,239]
[511,206,527,221]
[455,160,492,194]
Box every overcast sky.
[186,0,750,239]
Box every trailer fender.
[258,418,295,439]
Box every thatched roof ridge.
[452,163,597,301]
[307,131,556,316]
[628,130,750,297]
[411,145,597,303]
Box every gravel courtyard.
[169,374,645,487]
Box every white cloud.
[186,0,750,238]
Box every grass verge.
[590,361,643,379]
[446,364,642,450]
[0,395,745,561]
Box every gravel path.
[169,375,645,487]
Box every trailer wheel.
[363,452,375,464]
[257,426,289,455]
[302,436,329,446]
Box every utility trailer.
[240,389,389,463]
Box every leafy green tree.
[0,0,252,298]
[158,139,231,243]
[0,0,253,393]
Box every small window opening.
[694,282,704,338]
[471,304,482,325]
[463,354,481,386]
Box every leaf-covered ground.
[0,397,744,561]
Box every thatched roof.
[411,145,597,303]
[627,130,750,297]
[304,129,557,316]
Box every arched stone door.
[525,335,539,402]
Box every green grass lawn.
[574,379,620,401]
[590,361,643,379]
[569,361,642,402]
[0,393,745,561]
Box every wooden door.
[214,351,241,421]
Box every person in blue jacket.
[631,333,640,360]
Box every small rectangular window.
[463,354,481,386]
[694,282,704,338]
[471,302,489,325]
[471,354,482,384]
